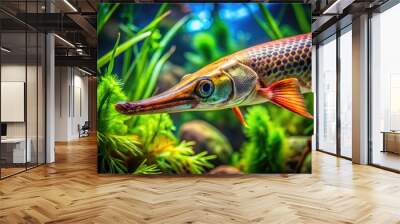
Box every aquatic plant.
[248,3,310,39]
[292,4,310,33]
[97,71,142,173]
[149,137,216,174]
[97,31,151,69]
[117,5,190,101]
[133,159,161,174]
[184,16,246,71]
[236,106,287,173]
[97,34,141,173]
[130,114,216,175]
[97,4,216,174]
[97,3,120,35]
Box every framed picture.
[97,3,313,175]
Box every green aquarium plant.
[248,3,310,39]
[184,16,246,71]
[97,34,142,173]
[97,3,120,35]
[236,106,287,173]
[97,3,216,174]
[149,136,216,174]
[118,4,190,101]
[129,113,217,175]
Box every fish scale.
[237,33,312,89]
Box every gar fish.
[115,33,313,125]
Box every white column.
[352,14,369,164]
[46,32,55,163]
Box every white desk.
[1,138,31,163]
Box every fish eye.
[196,79,214,98]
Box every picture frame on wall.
[97,3,313,175]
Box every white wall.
[0,65,39,138]
[1,65,26,139]
[1,63,46,164]
[72,73,89,138]
[55,66,69,141]
[54,67,89,141]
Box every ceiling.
[0,0,394,73]
[310,0,390,42]
[1,0,97,72]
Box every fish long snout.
[115,83,198,115]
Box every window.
[339,26,352,158]
[0,1,46,179]
[317,35,337,154]
[370,3,400,171]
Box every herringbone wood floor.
[0,136,400,224]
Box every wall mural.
[97,3,313,175]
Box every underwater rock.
[208,165,243,175]
[179,120,233,165]
[287,136,310,155]
[286,136,311,172]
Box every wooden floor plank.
[0,136,399,223]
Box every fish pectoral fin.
[232,107,247,126]
[258,78,313,119]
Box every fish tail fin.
[258,78,313,119]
